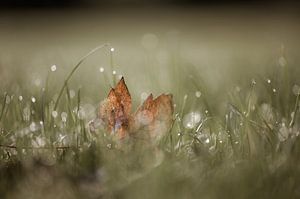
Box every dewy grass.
[0,44,300,199]
[53,43,110,112]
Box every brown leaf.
[97,77,173,141]
[133,94,174,140]
[98,77,132,139]
[114,77,132,116]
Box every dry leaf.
[133,93,174,141]
[97,77,173,141]
[98,78,132,139]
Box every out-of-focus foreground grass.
[0,42,300,199]
[1,8,300,198]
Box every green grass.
[0,44,300,199]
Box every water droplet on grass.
[183,112,201,129]
[107,143,112,149]
[51,64,57,72]
[99,67,104,73]
[195,91,201,98]
[52,111,58,118]
[205,138,210,144]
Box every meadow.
[1,8,300,199]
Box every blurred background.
[0,0,300,106]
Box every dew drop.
[195,91,201,98]
[110,48,115,52]
[52,111,58,118]
[112,70,116,75]
[31,97,36,103]
[205,138,210,144]
[19,95,23,101]
[183,112,201,129]
[51,64,57,72]
[99,67,105,73]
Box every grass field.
[1,42,300,199]
[1,8,300,198]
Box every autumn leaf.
[133,93,174,141]
[98,77,132,139]
[96,77,173,141]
